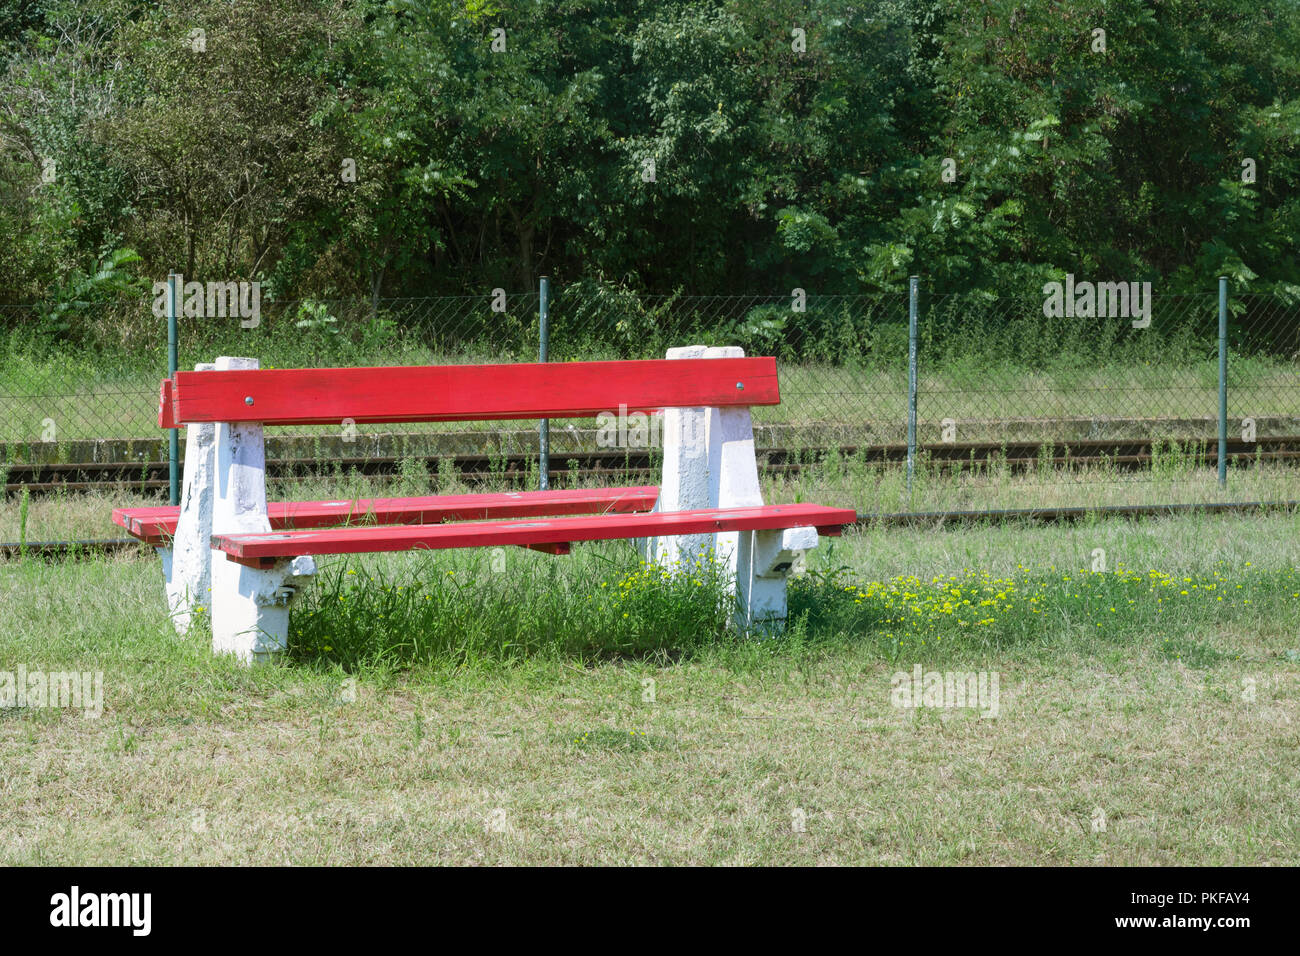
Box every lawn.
[1,508,1297,865]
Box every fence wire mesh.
[2,285,1298,534]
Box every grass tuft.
[288,546,737,670]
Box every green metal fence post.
[538,276,550,491]
[1218,275,1228,487]
[907,275,919,493]
[168,272,180,505]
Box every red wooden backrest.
[159,358,780,427]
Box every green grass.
[287,550,736,669]
[2,509,1298,864]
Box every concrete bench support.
[159,363,216,634]
[649,345,816,632]
[207,357,316,663]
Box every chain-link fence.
[2,284,1298,526]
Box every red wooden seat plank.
[163,358,779,427]
[113,485,660,544]
[213,503,857,567]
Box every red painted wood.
[164,358,779,426]
[212,503,857,566]
[526,542,571,555]
[112,486,660,543]
[158,378,176,429]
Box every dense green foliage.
[1,0,1297,326]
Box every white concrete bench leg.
[160,363,216,634]
[650,345,817,633]
[208,357,316,664]
[736,525,819,634]
[646,345,713,569]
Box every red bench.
[116,348,855,663]
[215,503,850,567]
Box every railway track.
[6,435,1300,495]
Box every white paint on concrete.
[649,346,818,633]
[647,345,712,568]
[207,357,316,663]
[161,362,216,634]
